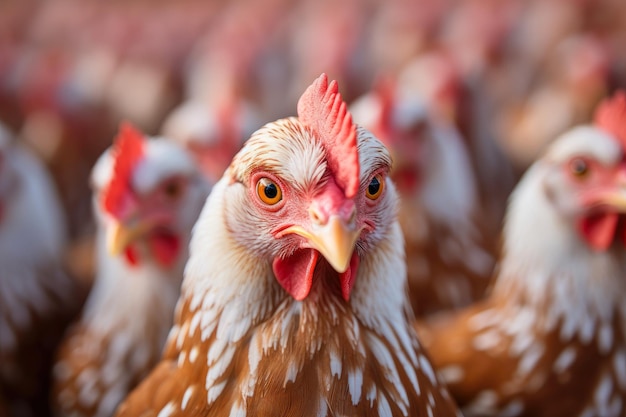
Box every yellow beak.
[106,221,152,256]
[281,216,362,273]
[599,191,626,211]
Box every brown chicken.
[418,92,626,416]
[351,79,496,316]
[51,124,209,417]
[115,74,461,416]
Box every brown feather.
[400,206,497,316]
[1,263,85,417]
[118,290,460,417]
[418,290,626,417]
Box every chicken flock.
[1,0,626,416]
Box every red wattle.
[149,232,181,268]
[124,245,140,267]
[579,212,619,251]
[339,254,360,301]
[273,249,318,301]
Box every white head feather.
[496,125,626,329]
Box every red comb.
[594,91,626,148]
[102,122,145,217]
[297,73,359,198]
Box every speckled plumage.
[115,75,460,417]
[351,86,496,316]
[418,102,626,417]
[51,129,208,417]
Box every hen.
[51,124,209,417]
[115,74,460,416]
[350,80,495,316]
[0,123,84,417]
[418,92,626,416]
[160,90,261,185]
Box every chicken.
[287,0,364,103]
[115,74,460,416]
[51,123,209,417]
[396,51,517,240]
[160,0,286,184]
[0,123,84,417]
[417,92,626,416]
[350,79,495,316]
[160,94,261,185]
[498,33,611,172]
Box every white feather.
[495,131,626,337]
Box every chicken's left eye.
[570,158,590,179]
[366,174,384,200]
[257,178,282,205]
[164,181,181,199]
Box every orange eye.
[570,158,590,179]
[257,177,282,205]
[366,174,384,200]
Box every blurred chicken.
[160,67,262,184]
[161,91,261,185]
[287,0,364,103]
[351,79,495,316]
[396,51,517,239]
[365,0,450,76]
[160,0,288,184]
[418,92,626,416]
[0,123,84,417]
[115,74,460,416]
[51,124,209,417]
[499,33,612,172]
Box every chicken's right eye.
[257,178,282,205]
[366,174,385,200]
[570,158,590,179]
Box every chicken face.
[225,119,394,302]
[104,175,192,266]
[92,123,205,269]
[542,123,626,252]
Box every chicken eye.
[164,181,181,199]
[570,158,590,179]
[257,178,282,205]
[366,174,384,200]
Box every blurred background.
[1,0,626,254]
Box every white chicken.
[350,80,496,316]
[51,123,209,417]
[115,74,461,416]
[418,91,626,417]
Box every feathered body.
[52,125,209,417]
[116,74,460,416]
[418,93,626,416]
[0,124,84,417]
[351,84,495,316]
